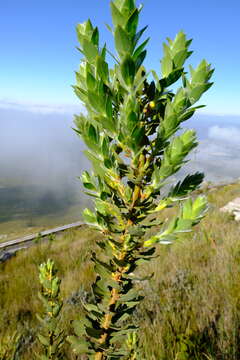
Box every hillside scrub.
[1,184,240,358]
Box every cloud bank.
[0,105,89,192]
[0,99,84,115]
[208,125,240,147]
[1,103,240,223]
[181,122,240,183]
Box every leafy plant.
[125,332,140,360]
[37,259,64,360]
[68,0,213,359]
[48,234,56,243]
[34,233,43,244]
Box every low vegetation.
[1,182,240,359]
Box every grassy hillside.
[1,181,240,359]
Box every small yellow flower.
[149,101,155,108]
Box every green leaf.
[175,218,193,232]
[119,289,139,302]
[76,23,87,46]
[85,327,103,339]
[91,27,99,46]
[67,336,90,354]
[86,71,96,91]
[83,303,101,314]
[89,124,98,143]
[133,37,149,60]
[181,196,208,225]
[160,68,183,88]
[182,198,192,219]
[105,96,113,118]
[179,108,195,122]
[82,171,97,191]
[126,111,138,130]
[188,83,213,104]
[73,85,88,102]
[82,208,97,224]
[169,172,204,199]
[96,55,109,83]
[192,196,208,222]
[95,115,116,135]
[84,151,105,177]
[115,25,132,56]
[95,262,111,278]
[105,22,113,34]
[133,25,148,46]
[126,8,139,37]
[120,0,135,17]
[88,124,99,145]
[85,19,94,34]
[111,325,138,337]
[101,137,110,158]
[181,129,197,148]
[37,334,50,347]
[131,126,145,151]
[121,55,136,85]
[88,92,105,113]
[110,2,125,28]
[161,54,173,78]
[135,50,147,71]
[82,39,98,63]
[173,50,188,68]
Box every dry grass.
[1,182,240,359]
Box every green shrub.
[37,259,64,360]
[67,0,214,358]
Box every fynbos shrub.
[68,1,214,358]
[37,259,64,360]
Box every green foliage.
[37,259,64,360]
[125,332,139,359]
[48,234,56,242]
[69,0,213,358]
[35,233,43,244]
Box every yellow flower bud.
[149,101,155,108]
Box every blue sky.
[1,0,240,115]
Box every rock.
[220,197,240,221]
[234,212,240,222]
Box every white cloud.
[197,141,230,157]
[208,125,240,146]
[0,99,85,114]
